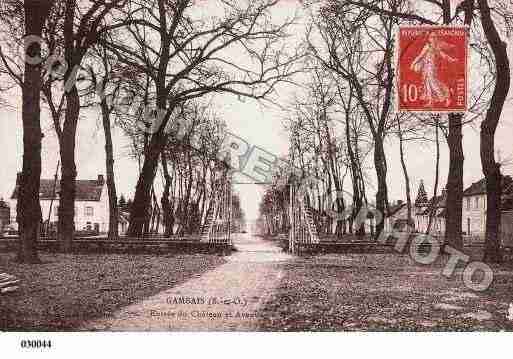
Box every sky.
[1,1,512,222]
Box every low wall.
[0,238,233,255]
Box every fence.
[288,182,320,254]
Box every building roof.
[502,184,513,211]
[463,175,513,197]
[0,199,9,222]
[415,180,429,206]
[387,202,406,217]
[419,191,447,215]
[0,199,9,209]
[437,208,447,218]
[502,198,513,211]
[11,174,104,202]
[119,211,130,224]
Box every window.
[85,206,94,217]
[475,197,479,209]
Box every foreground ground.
[258,250,513,331]
[0,252,225,330]
[1,234,513,331]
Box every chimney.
[98,174,105,185]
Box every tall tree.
[309,1,396,237]
[103,0,302,236]
[427,116,441,234]
[41,0,126,250]
[396,114,413,228]
[0,1,55,262]
[86,48,122,240]
[478,0,511,263]
[321,0,477,248]
[19,0,55,262]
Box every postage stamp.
[396,26,469,113]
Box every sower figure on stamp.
[410,31,457,107]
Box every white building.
[461,176,513,236]
[384,180,445,235]
[10,174,113,233]
[415,192,446,235]
[386,176,513,238]
[462,179,488,236]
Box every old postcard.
[1,0,513,356]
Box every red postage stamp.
[396,26,468,113]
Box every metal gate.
[288,179,320,254]
[200,177,232,245]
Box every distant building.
[384,200,407,233]
[0,199,9,232]
[416,188,446,235]
[462,176,513,236]
[9,173,116,233]
[386,176,513,238]
[118,211,130,234]
[384,180,445,234]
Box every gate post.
[289,179,296,254]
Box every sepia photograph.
[0,0,512,356]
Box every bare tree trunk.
[198,181,207,225]
[324,120,345,238]
[149,188,158,233]
[101,100,119,240]
[161,152,174,237]
[374,136,389,238]
[46,161,60,237]
[281,207,289,233]
[397,116,412,227]
[440,0,470,252]
[478,0,510,263]
[427,116,441,234]
[182,152,193,232]
[345,113,363,236]
[16,1,54,263]
[58,89,79,252]
[445,113,464,250]
[266,215,272,235]
[127,133,166,236]
[53,0,123,248]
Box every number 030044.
[20,340,52,349]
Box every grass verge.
[0,252,225,331]
[258,253,513,331]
